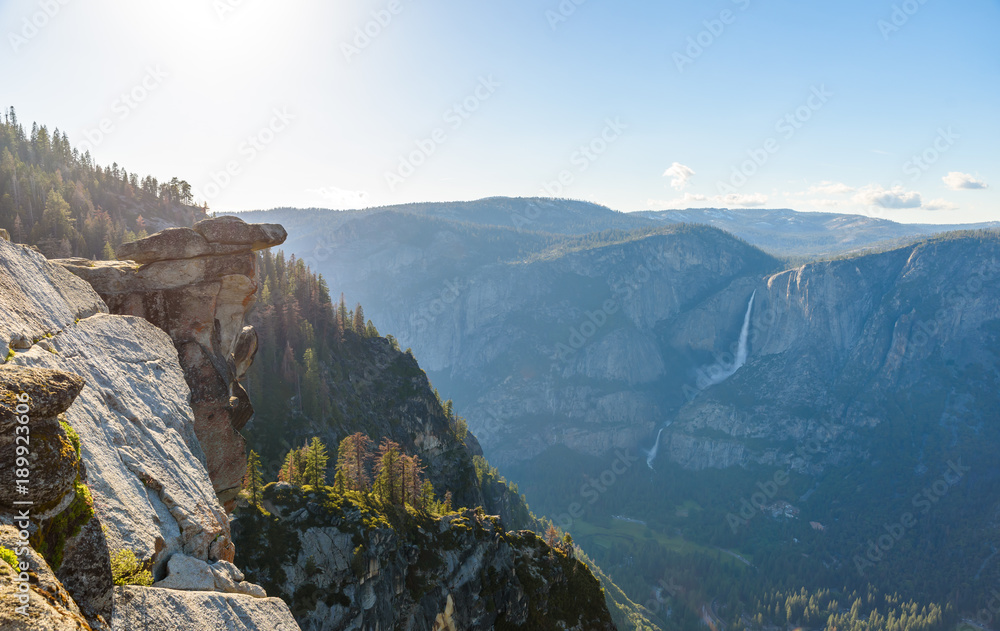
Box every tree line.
[0,107,204,258]
[244,433,449,514]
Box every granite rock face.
[0,525,93,631]
[235,484,615,631]
[153,553,265,598]
[0,366,85,513]
[57,216,286,507]
[111,586,300,631]
[10,316,231,576]
[658,237,1000,471]
[0,238,244,627]
[285,209,1000,481]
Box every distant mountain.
[240,197,997,258]
[634,207,1000,257]
[236,198,1000,629]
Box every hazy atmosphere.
[3,0,998,220]
[2,3,999,631]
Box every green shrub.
[60,420,81,459]
[0,547,18,569]
[30,479,94,570]
[110,549,153,586]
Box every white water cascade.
[696,290,756,389]
[646,427,665,470]
[731,289,756,372]
[648,291,757,469]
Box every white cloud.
[923,198,959,211]
[802,198,845,208]
[647,192,767,209]
[718,193,768,207]
[852,185,922,209]
[662,162,695,190]
[942,172,988,190]
[806,181,855,196]
[307,186,370,209]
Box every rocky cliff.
[660,234,1000,471]
[0,226,298,629]
[249,202,999,483]
[245,330,488,513]
[275,218,778,467]
[234,483,616,631]
[57,216,287,508]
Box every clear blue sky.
[3,0,998,223]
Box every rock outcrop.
[235,484,616,631]
[0,366,85,512]
[153,553,265,597]
[57,216,286,507]
[111,586,301,631]
[0,525,93,631]
[0,235,299,630]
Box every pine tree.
[41,190,73,239]
[333,468,347,494]
[365,320,379,338]
[303,437,329,488]
[337,432,373,492]
[420,479,436,512]
[352,303,366,336]
[373,441,402,504]
[545,524,560,546]
[278,447,307,486]
[302,348,321,418]
[243,450,264,507]
[338,293,349,332]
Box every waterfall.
[646,427,664,470]
[648,291,757,469]
[696,290,756,389]
[732,289,756,371]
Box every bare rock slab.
[111,587,301,631]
